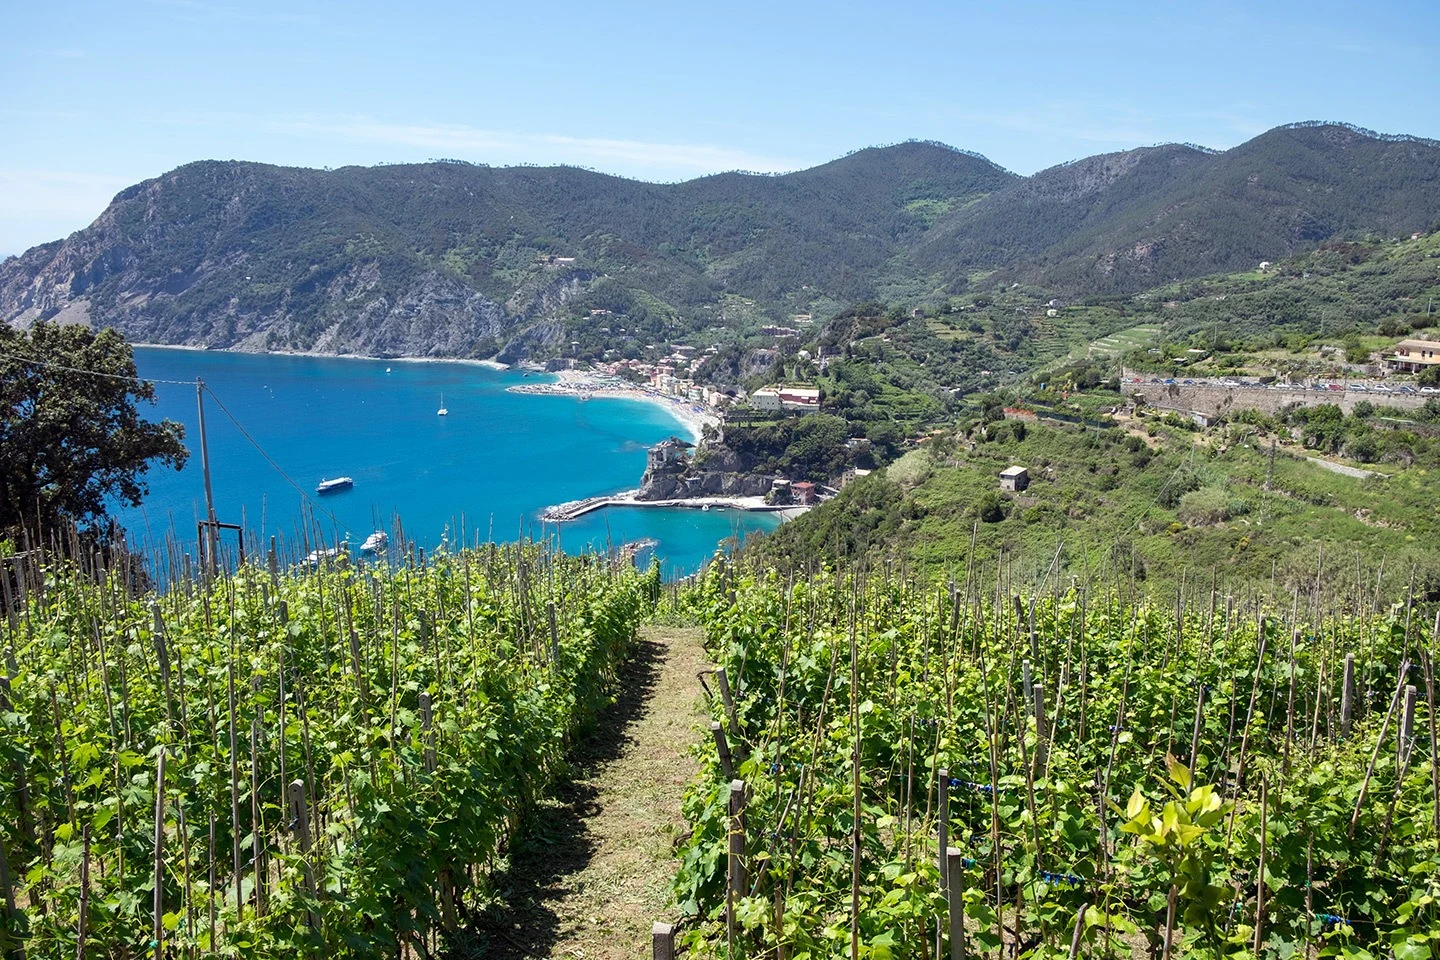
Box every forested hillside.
[3,123,1438,361]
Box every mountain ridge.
[3,123,1439,361]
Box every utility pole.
[196,379,221,576]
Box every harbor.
[542,490,807,522]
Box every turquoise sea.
[121,348,781,577]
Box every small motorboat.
[361,531,388,554]
[317,477,354,495]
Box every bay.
[119,347,781,577]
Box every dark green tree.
[0,323,188,536]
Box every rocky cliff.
[635,444,778,500]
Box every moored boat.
[361,531,388,553]
[317,476,354,494]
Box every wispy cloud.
[272,117,810,178]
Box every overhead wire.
[198,384,353,537]
[0,350,196,386]
[3,347,353,537]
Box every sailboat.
[437,392,448,416]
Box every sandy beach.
[509,369,720,442]
[132,343,511,370]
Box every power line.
[200,385,352,537]
[0,351,195,386]
[3,348,353,537]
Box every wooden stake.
[152,749,166,959]
[420,693,436,775]
[0,828,23,960]
[1340,653,1355,739]
[1400,685,1418,771]
[1254,775,1268,957]
[711,721,735,780]
[76,826,89,960]
[287,780,318,930]
[946,847,967,960]
[727,779,746,951]
[652,922,676,960]
[1068,903,1088,960]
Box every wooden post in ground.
[1400,685,1417,770]
[1033,685,1049,774]
[1254,775,1269,956]
[937,768,949,960]
[652,922,676,960]
[76,826,90,960]
[0,828,23,960]
[716,669,739,733]
[946,847,966,960]
[546,601,560,666]
[153,749,167,959]
[1022,659,1034,717]
[727,779,746,950]
[419,693,437,774]
[711,721,734,780]
[1187,685,1206,777]
[287,779,319,930]
[1341,653,1355,739]
[1068,904,1090,960]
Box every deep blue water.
[120,348,780,577]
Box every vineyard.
[674,560,1440,959]
[0,537,658,958]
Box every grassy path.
[452,625,707,959]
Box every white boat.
[316,477,354,494]
[437,392,448,416]
[304,546,342,564]
[361,531,388,554]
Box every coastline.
[131,343,511,371]
[509,369,720,442]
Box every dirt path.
[452,625,709,959]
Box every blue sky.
[2,0,1437,255]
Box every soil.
[448,625,708,959]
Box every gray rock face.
[636,461,776,501]
[0,164,527,358]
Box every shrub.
[973,490,1006,523]
[1178,485,1250,526]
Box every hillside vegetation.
[750,418,1440,600]
[4,124,1439,363]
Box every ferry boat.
[360,531,388,554]
[316,477,353,494]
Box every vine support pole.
[287,780,319,931]
[652,922,676,960]
[1254,775,1268,957]
[937,768,949,960]
[0,829,23,960]
[711,722,735,780]
[1340,653,1355,739]
[946,847,967,960]
[152,749,166,960]
[1399,685,1417,772]
[1068,904,1088,960]
[419,693,436,774]
[726,779,746,955]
